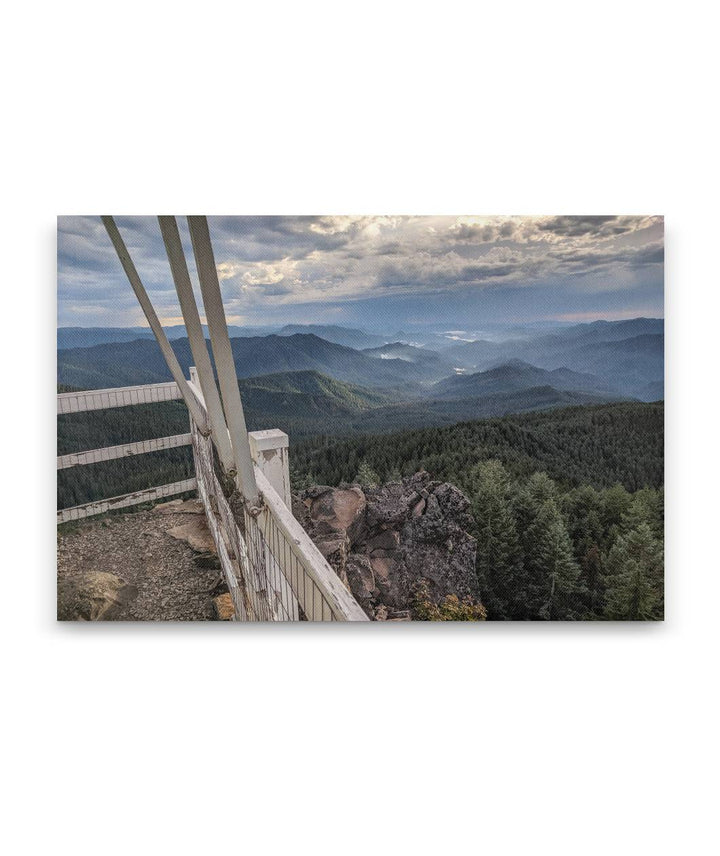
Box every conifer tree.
[581,544,603,616]
[470,460,524,619]
[524,499,584,619]
[514,471,558,540]
[562,485,603,560]
[600,483,632,548]
[603,523,663,620]
[621,488,663,540]
[354,460,380,488]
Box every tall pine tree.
[603,523,663,620]
[524,499,584,620]
[470,461,524,619]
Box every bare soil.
[57,507,223,621]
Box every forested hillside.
[292,401,664,621]
[292,402,663,492]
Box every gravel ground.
[57,508,223,621]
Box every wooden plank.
[57,382,182,414]
[159,219,235,475]
[100,217,210,433]
[188,216,259,503]
[248,430,291,508]
[57,433,192,470]
[194,460,245,621]
[57,478,197,524]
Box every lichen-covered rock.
[315,533,351,587]
[303,485,366,540]
[295,471,479,619]
[345,553,376,612]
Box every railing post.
[248,430,291,509]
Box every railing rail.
[57,433,192,470]
[57,381,183,414]
[57,479,198,524]
[57,380,194,522]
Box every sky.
[57,215,664,331]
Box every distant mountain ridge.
[432,359,619,399]
[58,322,391,351]
[57,333,426,391]
[444,319,663,400]
[234,371,397,436]
[361,342,458,382]
[276,324,388,349]
[57,324,278,349]
[56,318,663,433]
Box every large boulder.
[295,472,479,619]
[166,516,216,553]
[57,571,138,621]
[302,485,366,541]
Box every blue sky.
[57,215,664,330]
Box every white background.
[2,2,717,854]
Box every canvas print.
[57,215,664,621]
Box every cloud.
[535,214,659,241]
[57,214,664,326]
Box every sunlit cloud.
[57,215,664,328]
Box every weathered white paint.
[101,216,209,433]
[158,218,235,475]
[190,410,269,620]
[189,384,365,620]
[192,442,245,621]
[254,469,369,622]
[248,429,291,508]
[187,216,259,504]
[57,433,192,470]
[57,478,197,524]
[57,381,182,414]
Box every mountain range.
[275,324,389,350]
[432,359,618,399]
[361,342,458,382]
[443,318,663,398]
[57,318,664,436]
[57,322,388,351]
[57,324,280,350]
[57,334,425,392]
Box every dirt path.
[57,500,224,620]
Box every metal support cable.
[187,216,259,504]
[101,216,210,434]
[157,215,235,474]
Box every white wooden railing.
[57,374,367,621]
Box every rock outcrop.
[57,571,138,621]
[294,472,479,619]
[166,516,217,553]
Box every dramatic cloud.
[57,215,664,328]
